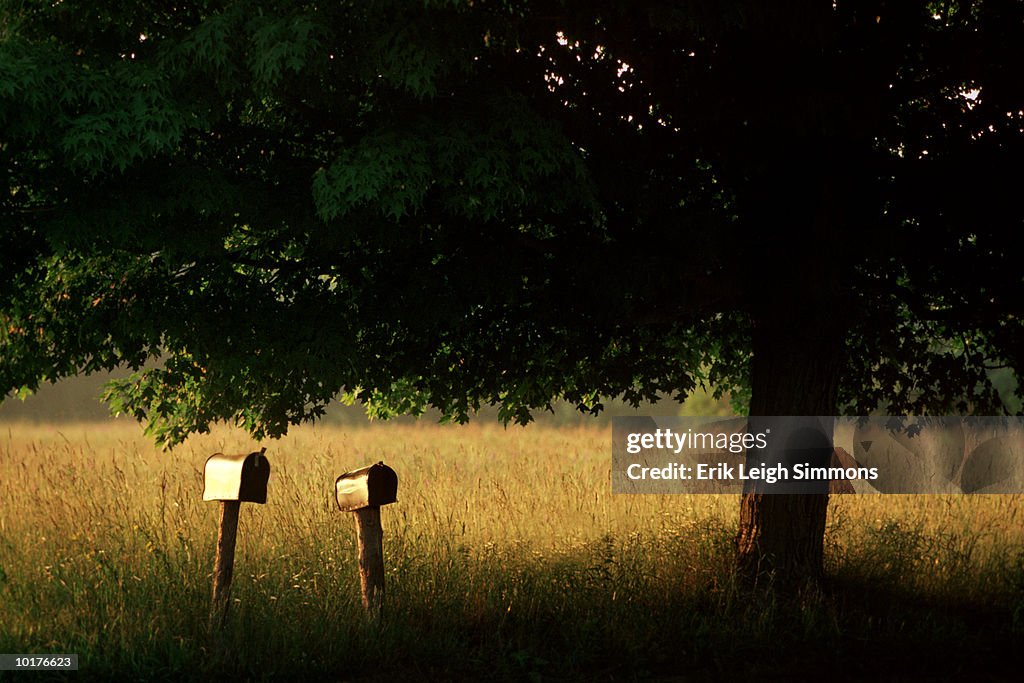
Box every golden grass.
[1,420,1022,679]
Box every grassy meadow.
[1,421,1023,681]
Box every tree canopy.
[2,0,1022,447]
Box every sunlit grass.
[1,421,1022,680]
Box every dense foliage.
[2,1,1022,445]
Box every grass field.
[1,421,1023,681]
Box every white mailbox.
[203,451,270,504]
[335,462,398,512]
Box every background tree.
[2,0,1022,584]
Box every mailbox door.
[238,454,270,504]
[366,465,398,506]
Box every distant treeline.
[4,368,1017,427]
[0,371,738,426]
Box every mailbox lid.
[335,462,398,511]
[203,451,270,503]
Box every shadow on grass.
[4,520,1022,682]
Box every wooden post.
[354,506,385,618]
[211,500,240,625]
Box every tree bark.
[736,305,844,587]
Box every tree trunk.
[726,2,862,585]
[736,489,830,585]
[736,306,844,587]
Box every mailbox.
[335,462,398,511]
[203,451,270,504]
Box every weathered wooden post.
[203,448,270,627]
[335,462,398,619]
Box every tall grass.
[1,422,1022,680]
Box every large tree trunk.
[736,305,844,587]
[722,2,862,588]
